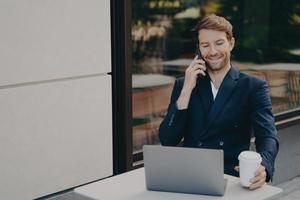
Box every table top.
[74,168,282,200]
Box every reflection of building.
[131,61,300,164]
[132,74,175,152]
[243,69,290,113]
[265,71,288,97]
[246,63,300,113]
[288,71,300,108]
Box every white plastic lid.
[238,151,262,163]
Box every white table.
[74,168,282,200]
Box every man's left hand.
[249,165,267,190]
[234,165,267,190]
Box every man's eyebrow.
[200,42,209,45]
[200,39,225,45]
[216,39,225,42]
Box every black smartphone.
[195,45,206,76]
[195,45,204,60]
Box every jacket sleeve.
[159,78,189,146]
[250,80,279,182]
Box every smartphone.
[195,45,204,60]
[195,45,206,76]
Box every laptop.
[143,145,227,196]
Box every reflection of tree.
[218,0,300,63]
[132,0,182,24]
[267,0,300,62]
[132,19,169,61]
[210,0,245,61]
[165,18,198,59]
[132,0,195,73]
[132,0,300,65]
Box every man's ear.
[229,37,235,51]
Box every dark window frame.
[111,0,133,174]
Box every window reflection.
[131,0,300,155]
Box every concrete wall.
[273,123,300,184]
[0,1,113,199]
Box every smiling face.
[198,29,235,72]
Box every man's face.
[198,29,235,72]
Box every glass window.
[131,0,300,161]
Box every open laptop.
[143,145,227,196]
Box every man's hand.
[182,55,206,92]
[234,165,267,190]
[176,56,206,109]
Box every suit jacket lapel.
[201,66,240,138]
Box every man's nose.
[208,46,218,56]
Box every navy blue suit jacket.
[159,66,279,181]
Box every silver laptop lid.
[143,145,227,196]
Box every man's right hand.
[183,55,206,92]
[176,56,206,110]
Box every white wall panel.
[0,75,112,200]
[0,0,111,86]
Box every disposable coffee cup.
[238,151,262,187]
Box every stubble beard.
[206,52,230,72]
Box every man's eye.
[216,42,224,45]
[201,45,209,48]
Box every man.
[159,14,279,190]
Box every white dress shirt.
[211,81,219,100]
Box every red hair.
[195,14,233,40]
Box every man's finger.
[193,64,206,71]
[249,179,266,190]
[234,166,239,172]
[250,175,265,184]
[250,170,266,191]
[251,171,266,183]
[195,69,206,76]
[194,59,205,65]
[255,166,265,176]
[188,57,202,70]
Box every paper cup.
[238,151,262,187]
